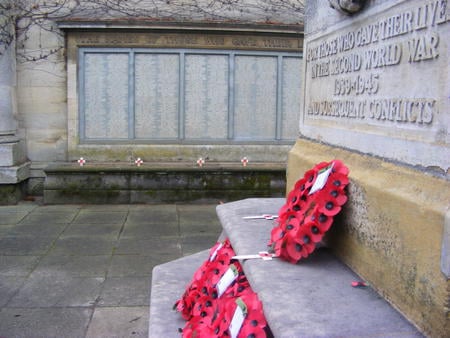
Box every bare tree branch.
[1,0,304,62]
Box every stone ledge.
[216,198,422,338]
[149,250,210,338]
[43,162,286,204]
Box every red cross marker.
[135,157,143,167]
[77,157,86,166]
[197,158,205,167]
[241,157,249,167]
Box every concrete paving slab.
[0,203,37,214]
[19,212,77,225]
[114,237,182,256]
[50,236,117,256]
[0,256,40,277]
[0,236,55,255]
[31,255,110,277]
[30,204,82,213]
[98,277,150,307]
[8,275,105,307]
[108,255,163,277]
[126,206,178,225]
[121,221,179,238]
[0,212,29,225]
[180,233,221,256]
[7,222,68,237]
[82,204,131,211]
[72,210,128,224]
[86,306,148,338]
[0,223,16,236]
[0,307,93,338]
[0,277,27,307]
[62,222,122,237]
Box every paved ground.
[0,200,222,338]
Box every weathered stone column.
[0,6,29,204]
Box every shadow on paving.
[0,202,222,338]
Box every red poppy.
[331,159,349,176]
[317,193,342,216]
[303,168,318,190]
[304,220,323,243]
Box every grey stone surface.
[86,307,149,338]
[0,308,93,338]
[0,236,55,255]
[44,164,286,204]
[149,250,210,338]
[216,198,423,338]
[0,256,40,277]
[8,275,105,307]
[98,277,151,307]
[0,277,27,307]
[0,201,221,337]
[301,0,450,171]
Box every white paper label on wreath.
[229,298,248,338]
[216,264,238,298]
[309,162,334,195]
[209,242,224,262]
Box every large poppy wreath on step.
[175,239,268,338]
[269,159,349,264]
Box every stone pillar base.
[286,138,450,337]
[0,162,30,204]
[0,136,26,166]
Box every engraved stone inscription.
[234,56,277,139]
[73,32,301,52]
[135,54,179,139]
[185,55,229,139]
[84,53,129,139]
[304,0,448,130]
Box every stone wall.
[287,0,449,336]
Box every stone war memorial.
[288,0,449,336]
[150,1,449,338]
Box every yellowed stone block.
[287,138,450,337]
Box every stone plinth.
[44,162,286,204]
[292,1,450,335]
[286,139,450,337]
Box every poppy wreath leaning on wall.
[174,239,268,338]
[269,159,349,264]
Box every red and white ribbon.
[241,157,249,167]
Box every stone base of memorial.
[286,138,449,337]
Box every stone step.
[149,198,423,337]
[216,198,423,338]
[149,250,211,338]
[43,162,285,204]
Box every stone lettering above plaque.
[301,0,449,169]
[71,32,301,53]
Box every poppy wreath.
[175,239,268,338]
[269,159,349,264]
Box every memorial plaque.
[185,54,229,139]
[234,56,277,140]
[135,54,179,139]
[282,57,302,139]
[84,53,129,139]
[301,0,449,169]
